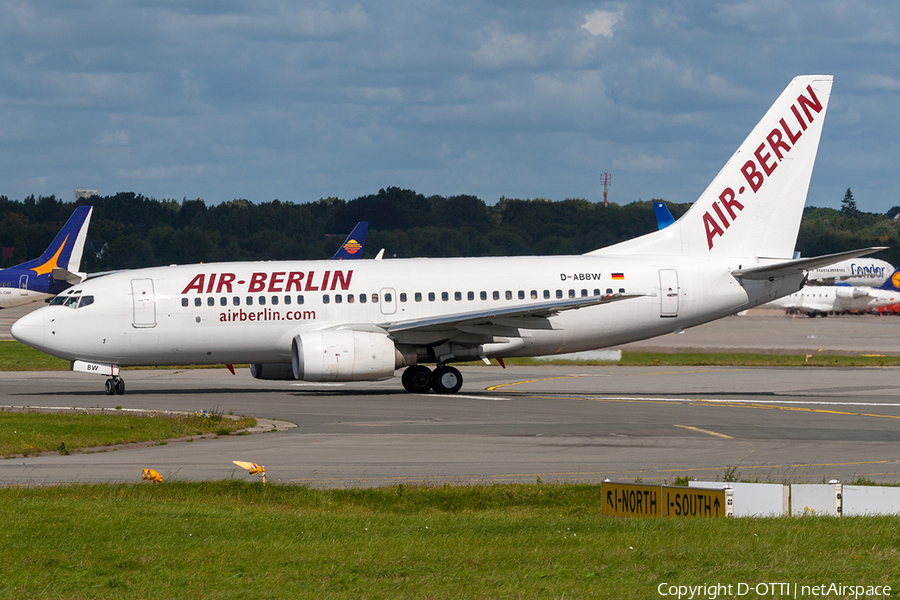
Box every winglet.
[654,202,675,230]
[330,222,368,260]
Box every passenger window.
[182,298,189,307]
[385,293,392,302]
[606,288,613,295]
[272,296,279,305]
[593,289,600,296]
[194,298,202,307]
[233,296,240,306]
[530,290,537,299]
[359,294,366,304]
[335,294,342,304]
[78,296,94,308]
[207,297,215,306]
[619,288,625,294]
[297,295,305,305]
[349,294,356,303]
[284,295,291,305]
[454,291,462,301]
[399,293,406,302]
[415,292,422,302]
[480,291,487,301]
[246,296,253,306]
[492,291,499,300]
[581,289,587,297]
[568,289,575,299]
[518,290,525,300]
[543,290,550,299]
[220,297,227,306]
[371,293,378,303]
[467,291,474,301]
[441,292,449,301]
[505,291,512,300]
[323,295,330,304]
[428,292,435,302]
[259,296,266,306]
[556,290,563,299]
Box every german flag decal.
[611,273,624,280]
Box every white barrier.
[791,483,841,516]
[689,481,787,517]
[843,485,900,516]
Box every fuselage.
[0,269,67,309]
[768,285,900,315]
[11,253,800,367]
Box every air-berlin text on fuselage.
[180,270,353,295]
[703,84,824,250]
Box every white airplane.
[12,75,880,396]
[767,267,900,316]
[804,258,893,286]
[0,206,92,309]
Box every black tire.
[431,366,463,394]
[105,379,115,395]
[115,378,125,395]
[402,365,433,393]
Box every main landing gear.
[401,364,463,394]
[105,376,125,396]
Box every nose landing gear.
[105,377,125,395]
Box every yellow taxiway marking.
[486,369,748,392]
[672,424,733,439]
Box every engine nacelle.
[292,330,414,382]
[249,363,295,380]
[835,286,866,300]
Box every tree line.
[1,188,898,271]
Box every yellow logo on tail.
[342,239,362,254]
[30,234,69,277]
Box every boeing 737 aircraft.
[0,206,92,309]
[12,76,880,396]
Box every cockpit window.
[78,296,94,308]
[63,297,79,308]
[50,296,67,306]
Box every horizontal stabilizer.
[51,267,87,285]
[732,247,887,281]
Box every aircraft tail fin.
[17,206,93,277]
[654,202,675,230]
[594,75,833,259]
[878,267,900,291]
[330,221,368,260]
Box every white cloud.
[581,9,622,37]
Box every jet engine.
[292,330,415,382]
[835,286,867,299]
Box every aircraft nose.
[11,308,47,350]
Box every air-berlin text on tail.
[703,84,824,250]
[180,270,353,295]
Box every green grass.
[0,482,897,599]
[497,351,900,367]
[0,411,256,458]
[0,340,70,370]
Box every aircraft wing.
[732,247,887,281]
[383,293,644,342]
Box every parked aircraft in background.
[330,222,368,260]
[768,267,900,316]
[13,75,880,396]
[0,206,92,309]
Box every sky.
[2,1,899,213]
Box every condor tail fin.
[595,75,833,259]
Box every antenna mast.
[600,173,611,207]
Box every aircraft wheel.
[431,366,463,394]
[115,378,125,395]
[105,379,115,395]
[402,365,433,393]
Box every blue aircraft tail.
[330,221,368,260]
[654,202,675,230]
[878,267,900,291]
[16,206,93,276]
